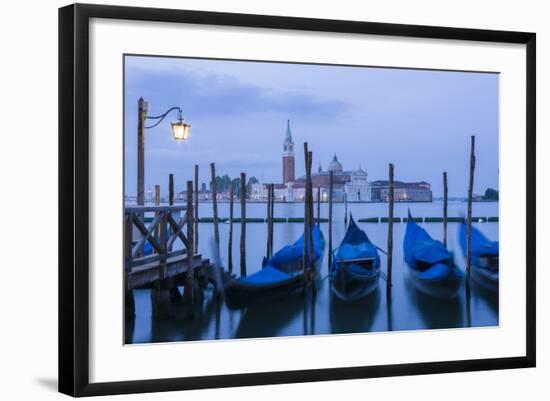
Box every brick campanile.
[282,119,295,184]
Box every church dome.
[327,154,343,173]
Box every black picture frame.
[59,3,536,397]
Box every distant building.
[289,154,371,202]
[250,120,431,203]
[370,180,432,202]
[345,167,370,201]
[282,119,295,184]
[252,129,371,202]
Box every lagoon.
[125,200,498,344]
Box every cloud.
[125,61,350,120]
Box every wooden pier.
[124,205,232,320]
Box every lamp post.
[136,97,191,205]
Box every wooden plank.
[127,254,204,290]
[131,249,186,268]
[126,205,186,213]
[129,253,195,274]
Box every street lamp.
[145,104,191,141]
[137,97,191,205]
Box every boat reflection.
[329,288,380,334]
[234,292,304,339]
[472,281,499,317]
[404,277,464,329]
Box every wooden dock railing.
[125,205,196,320]
[125,205,190,274]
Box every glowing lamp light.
[171,119,191,141]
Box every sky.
[124,55,499,198]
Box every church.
[250,120,371,202]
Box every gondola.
[224,225,325,309]
[459,222,499,292]
[268,225,325,274]
[330,215,381,301]
[403,212,463,298]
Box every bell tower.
[282,119,295,184]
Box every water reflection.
[405,278,464,329]
[235,292,304,339]
[472,281,499,318]
[330,289,380,334]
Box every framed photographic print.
[58,3,536,397]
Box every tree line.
[200,174,259,198]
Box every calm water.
[125,201,499,344]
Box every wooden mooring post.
[169,174,174,205]
[240,172,247,276]
[154,185,160,204]
[443,171,448,247]
[183,180,195,319]
[308,151,315,283]
[137,97,145,206]
[317,186,321,224]
[124,214,135,320]
[266,184,275,259]
[302,144,309,282]
[386,163,394,302]
[302,143,310,284]
[153,185,160,244]
[194,164,199,252]
[328,171,334,270]
[466,136,476,297]
[210,163,221,266]
[228,182,234,273]
[151,203,172,319]
[270,184,274,257]
[344,191,348,226]
[167,175,183,304]
[168,175,174,246]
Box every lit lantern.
[171,119,191,141]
